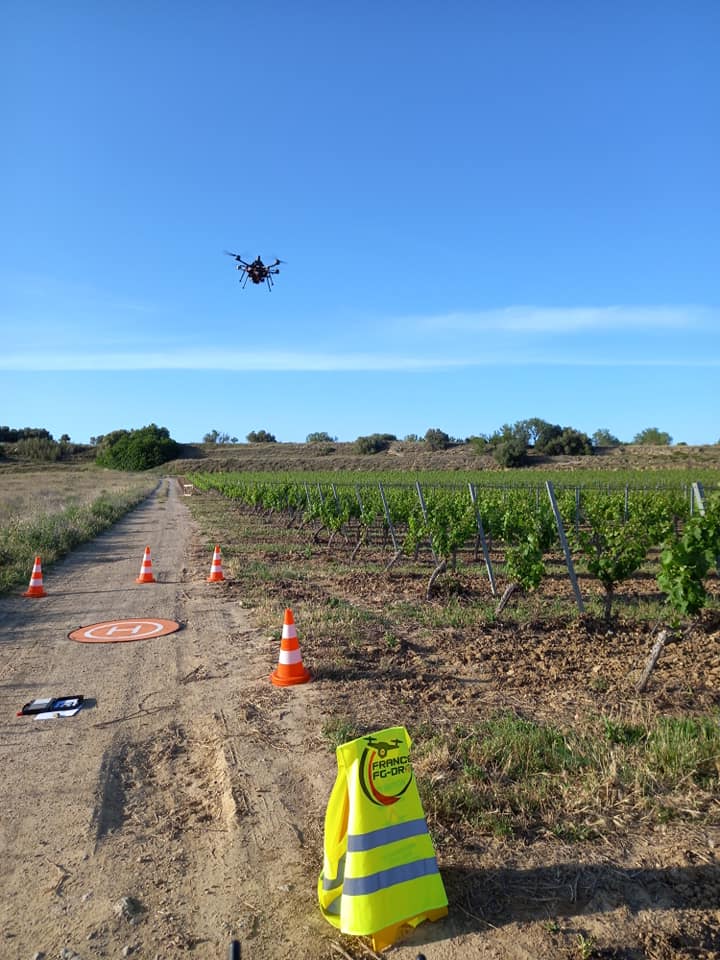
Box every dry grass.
[0,463,156,521]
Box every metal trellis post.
[546,481,585,613]
[468,483,497,597]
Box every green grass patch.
[411,711,720,840]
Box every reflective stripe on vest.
[347,816,428,852]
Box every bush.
[306,431,336,443]
[14,437,62,461]
[541,428,593,456]
[493,439,527,468]
[633,427,672,445]
[246,430,277,443]
[203,430,236,444]
[424,428,451,451]
[96,424,180,471]
[355,433,396,454]
[592,428,621,447]
[468,435,492,454]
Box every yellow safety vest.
[318,726,448,950]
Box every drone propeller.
[224,250,245,262]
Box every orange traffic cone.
[135,546,156,583]
[207,545,225,582]
[271,608,311,687]
[23,556,47,597]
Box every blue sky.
[2,1,718,445]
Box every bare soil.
[1,479,719,960]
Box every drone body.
[224,251,283,290]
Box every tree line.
[0,420,695,471]
[200,421,677,468]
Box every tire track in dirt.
[0,479,340,960]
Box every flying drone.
[224,251,284,290]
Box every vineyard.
[186,470,720,623]
[175,463,720,957]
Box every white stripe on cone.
[279,648,303,665]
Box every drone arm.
[224,250,248,264]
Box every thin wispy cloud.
[3,301,717,372]
[0,349,470,372]
[3,346,719,372]
[1,271,162,320]
[406,305,717,334]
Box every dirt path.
[0,480,339,960]
[2,481,718,960]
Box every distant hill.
[166,440,720,476]
[3,438,718,477]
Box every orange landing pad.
[69,619,181,643]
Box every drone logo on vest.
[358,735,413,806]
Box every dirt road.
[0,479,341,960]
[2,480,718,960]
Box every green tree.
[0,426,53,442]
[533,423,563,452]
[96,424,180,470]
[592,428,621,447]
[633,427,672,445]
[306,431,336,443]
[517,418,555,446]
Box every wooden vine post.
[635,628,674,693]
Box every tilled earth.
[184,493,720,959]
